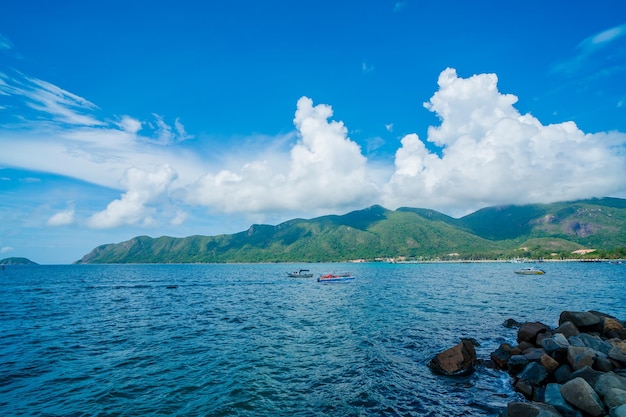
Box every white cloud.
[47,209,75,226]
[185,96,378,214]
[117,116,142,134]
[553,23,626,75]
[87,165,177,228]
[149,114,193,145]
[2,66,626,230]
[171,210,188,225]
[24,77,104,126]
[0,34,13,51]
[581,24,626,51]
[362,61,374,73]
[0,71,206,191]
[0,246,13,254]
[383,68,626,215]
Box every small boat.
[286,269,314,278]
[318,272,355,283]
[514,267,546,275]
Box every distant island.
[0,257,38,265]
[75,197,626,264]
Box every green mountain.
[0,257,38,265]
[75,198,626,264]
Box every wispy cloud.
[393,1,406,12]
[149,114,194,145]
[581,24,626,51]
[552,23,626,75]
[0,34,13,51]
[0,69,202,190]
[0,71,102,126]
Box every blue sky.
[1,1,626,264]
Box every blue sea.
[1,262,625,416]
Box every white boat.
[514,267,545,275]
[286,269,314,278]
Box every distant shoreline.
[355,258,625,264]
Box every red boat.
[317,272,355,283]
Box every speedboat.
[286,269,314,278]
[318,272,355,283]
[514,267,546,275]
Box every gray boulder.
[570,366,604,387]
[504,318,523,328]
[609,340,626,364]
[508,354,530,374]
[506,401,565,417]
[519,362,549,386]
[543,333,570,353]
[579,333,613,355]
[594,372,626,398]
[555,321,580,339]
[544,383,581,417]
[611,404,626,417]
[560,311,604,333]
[560,377,605,417]
[605,388,626,409]
[519,322,550,344]
[593,372,626,397]
[568,346,597,371]
[568,335,586,347]
[554,364,573,384]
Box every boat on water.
[286,269,314,278]
[514,267,546,275]
[318,272,355,283]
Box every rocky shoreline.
[429,310,626,416]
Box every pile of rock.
[490,310,626,417]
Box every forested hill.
[75,197,626,263]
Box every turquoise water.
[1,262,624,416]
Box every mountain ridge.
[75,197,626,263]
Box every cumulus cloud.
[383,68,626,215]
[47,208,75,226]
[185,96,378,213]
[87,164,177,228]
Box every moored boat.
[286,269,314,278]
[318,272,355,283]
[514,267,545,275]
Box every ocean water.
[1,262,624,416]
